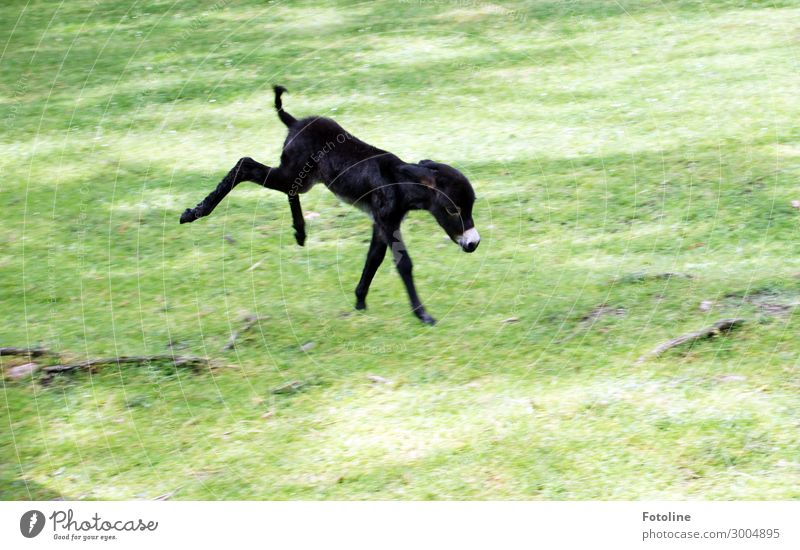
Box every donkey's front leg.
[388,227,436,325]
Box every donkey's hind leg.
[287,193,306,246]
[179,157,291,224]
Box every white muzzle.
[457,227,481,252]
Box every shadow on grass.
[1,476,69,501]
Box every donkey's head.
[397,160,480,252]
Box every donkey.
[179,86,480,324]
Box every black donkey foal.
[179,86,480,325]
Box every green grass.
[2,0,800,500]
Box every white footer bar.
[2,502,798,549]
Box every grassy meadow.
[2,0,800,499]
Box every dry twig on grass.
[41,355,210,383]
[222,315,265,350]
[636,318,746,363]
[0,347,58,357]
[367,374,392,385]
[3,344,214,384]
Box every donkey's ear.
[396,163,436,187]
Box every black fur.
[273,85,296,127]
[179,86,480,325]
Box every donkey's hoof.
[179,208,197,224]
[419,313,437,326]
[355,300,367,311]
[294,230,306,246]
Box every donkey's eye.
[446,206,461,217]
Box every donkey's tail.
[273,85,297,127]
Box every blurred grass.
[1,0,799,499]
